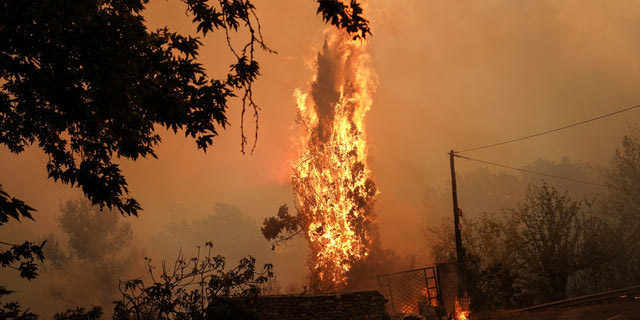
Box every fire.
[455,297,470,320]
[292,31,377,290]
[421,287,439,306]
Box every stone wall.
[256,291,390,320]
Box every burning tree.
[262,31,377,292]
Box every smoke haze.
[2,0,640,316]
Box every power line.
[455,154,610,189]
[457,103,640,153]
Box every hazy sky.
[2,0,640,303]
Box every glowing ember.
[292,31,377,290]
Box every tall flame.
[292,31,377,290]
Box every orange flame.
[455,297,470,320]
[292,31,376,290]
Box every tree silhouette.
[0,0,370,218]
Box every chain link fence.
[377,267,440,314]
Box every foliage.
[0,185,43,320]
[53,307,103,320]
[604,127,640,286]
[0,0,370,217]
[512,184,621,303]
[607,127,640,221]
[2,0,254,216]
[428,182,622,309]
[0,301,38,320]
[427,213,527,308]
[260,204,301,250]
[513,184,586,301]
[316,0,371,40]
[0,240,46,281]
[113,242,273,320]
[0,185,36,226]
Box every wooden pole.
[449,150,464,265]
[450,150,471,314]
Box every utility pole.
[450,150,470,316]
[449,150,464,265]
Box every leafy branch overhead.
[316,0,371,40]
[0,240,46,281]
[0,185,36,226]
[0,0,371,217]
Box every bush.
[113,242,272,320]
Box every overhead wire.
[457,103,640,153]
[454,154,611,189]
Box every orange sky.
[2,0,640,302]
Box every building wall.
[256,291,390,320]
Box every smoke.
[3,0,640,313]
[0,200,146,318]
[423,156,608,226]
[145,202,307,290]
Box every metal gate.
[377,267,440,314]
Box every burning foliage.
[262,30,377,291]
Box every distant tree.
[56,199,133,261]
[607,127,640,220]
[604,127,640,285]
[512,184,585,301]
[512,184,620,303]
[427,214,526,309]
[427,183,621,309]
[423,156,605,230]
[150,202,273,265]
[43,199,142,310]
